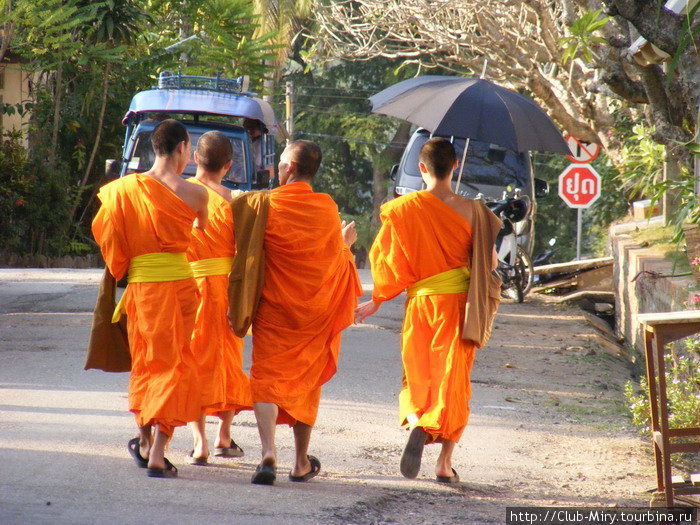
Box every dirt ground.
[0,269,668,524]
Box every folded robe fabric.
[234,181,362,427]
[186,179,252,415]
[91,173,201,435]
[370,191,500,443]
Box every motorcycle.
[532,238,559,285]
[481,191,534,303]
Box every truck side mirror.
[389,164,399,181]
[534,178,549,198]
[254,168,270,189]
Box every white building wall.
[0,63,31,133]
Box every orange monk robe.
[92,173,201,436]
[186,179,252,415]
[370,191,475,443]
[251,181,362,426]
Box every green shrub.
[625,337,700,432]
[0,128,75,256]
[0,130,32,253]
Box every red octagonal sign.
[558,164,602,209]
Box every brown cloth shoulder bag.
[462,200,503,348]
[228,190,270,338]
[84,268,131,372]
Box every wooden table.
[637,310,700,507]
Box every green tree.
[0,0,282,257]
[78,0,152,193]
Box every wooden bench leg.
[654,330,675,507]
[644,329,665,492]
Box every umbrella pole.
[454,137,470,194]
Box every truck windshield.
[129,130,247,184]
[404,134,529,188]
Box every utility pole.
[285,81,294,144]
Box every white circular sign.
[565,136,601,164]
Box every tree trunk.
[50,64,64,168]
[79,64,111,194]
[0,22,12,63]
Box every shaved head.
[419,138,457,179]
[196,131,233,172]
[285,140,322,179]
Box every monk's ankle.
[292,457,311,476]
[139,439,151,460]
[214,436,231,449]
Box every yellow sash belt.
[406,267,470,298]
[189,256,234,278]
[112,252,193,322]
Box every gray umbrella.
[370,76,569,188]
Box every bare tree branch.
[601,0,684,55]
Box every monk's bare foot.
[191,445,209,461]
[191,435,209,461]
[139,437,151,461]
[435,438,457,478]
[290,455,311,478]
[435,461,454,478]
[261,454,276,468]
[213,434,230,450]
[148,455,165,471]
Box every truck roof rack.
[156,71,250,96]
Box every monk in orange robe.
[186,131,252,464]
[356,137,498,484]
[236,140,362,485]
[92,119,208,478]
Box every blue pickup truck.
[115,71,283,190]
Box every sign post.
[558,164,602,260]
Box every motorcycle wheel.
[516,246,534,296]
[512,264,524,303]
[498,264,523,302]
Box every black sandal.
[251,458,276,485]
[187,450,208,466]
[127,437,148,469]
[289,455,321,482]
[147,457,178,478]
[436,468,460,484]
[214,439,244,458]
[400,427,427,479]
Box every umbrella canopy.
[370,76,569,154]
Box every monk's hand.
[355,300,380,323]
[342,220,357,247]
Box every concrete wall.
[611,218,698,356]
[0,63,31,132]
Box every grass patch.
[559,398,631,424]
[629,226,691,274]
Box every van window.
[404,134,528,188]
[129,130,247,184]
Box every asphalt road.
[0,269,655,524]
